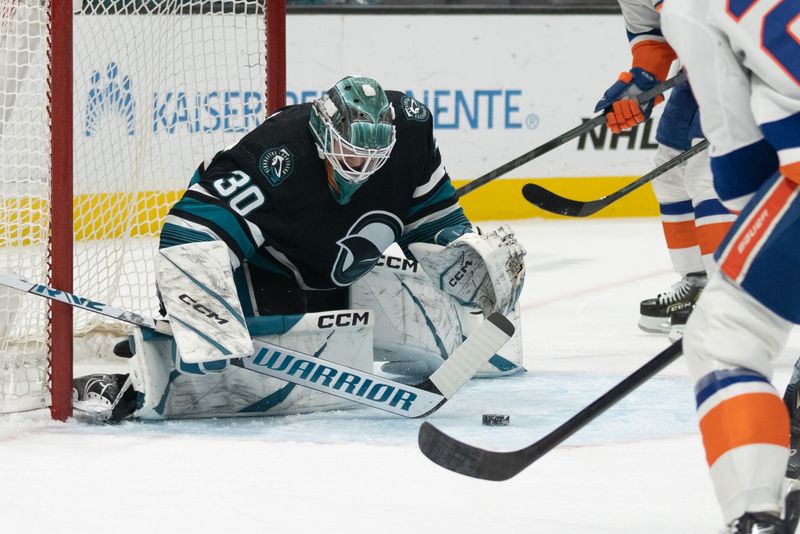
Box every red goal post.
[0,0,286,420]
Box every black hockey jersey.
[160,91,471,297]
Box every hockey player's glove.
[595,67,662,133]
[409,225,526,318]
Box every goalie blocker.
[157,241,253,364]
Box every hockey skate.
[638,272,706,334]
[72,373,136,423]
[727,490,800,533]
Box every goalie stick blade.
[418,421,524,481]
[425,311,515,400]
[521,183,598,217]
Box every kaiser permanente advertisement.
[59,13,663,224]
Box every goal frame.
[46,0,286,420]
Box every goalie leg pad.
[129,310,374,419]
[351,252,524,379]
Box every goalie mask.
[309,76,396,205]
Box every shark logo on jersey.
[331,211,403,287]
[259,146,294,186]
[85,62,136,137]
[401,96,429,122]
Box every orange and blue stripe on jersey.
[695,368,788,467]
[715,172,800,323]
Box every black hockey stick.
[455,71,688,198]
[418,339,683,480]
[521,139,709,217]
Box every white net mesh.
[0,0,269,412]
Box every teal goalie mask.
[309,76,396,204]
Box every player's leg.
[666,138,737,340]
[640,81,707,334]
[684,137,735,275]
[683,173,800,527]
[641,142,706,333]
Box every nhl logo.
[259,146,294,186]
[401,96,429,122]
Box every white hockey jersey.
[661,0,800,208]
[618,0,664,43]
[616,0,676,80]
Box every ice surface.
[2,218,798,533]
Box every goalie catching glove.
[408,225,526,317]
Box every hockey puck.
[482,414,510,426]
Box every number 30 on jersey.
[212,171,265,217]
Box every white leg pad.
[351,252,523,379]
[129,310,374,419]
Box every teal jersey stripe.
[399,209,471,250]
[407,180,456,218]
[159,222,215,249]
[233,269,254,317]
[188,167,202,186]
[171,196,257,260]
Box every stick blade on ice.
[417,421,524,481]
[418,340,684,481]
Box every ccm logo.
[318,311,370,328]
[178,294,229,325]
[448,260,473,287]
[376,255,419,273]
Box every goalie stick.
[455,71,688,198]
[418,339,682,480]
[521,140,709,217]
[0,272,514,418]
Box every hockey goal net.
[0,0,286,419]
